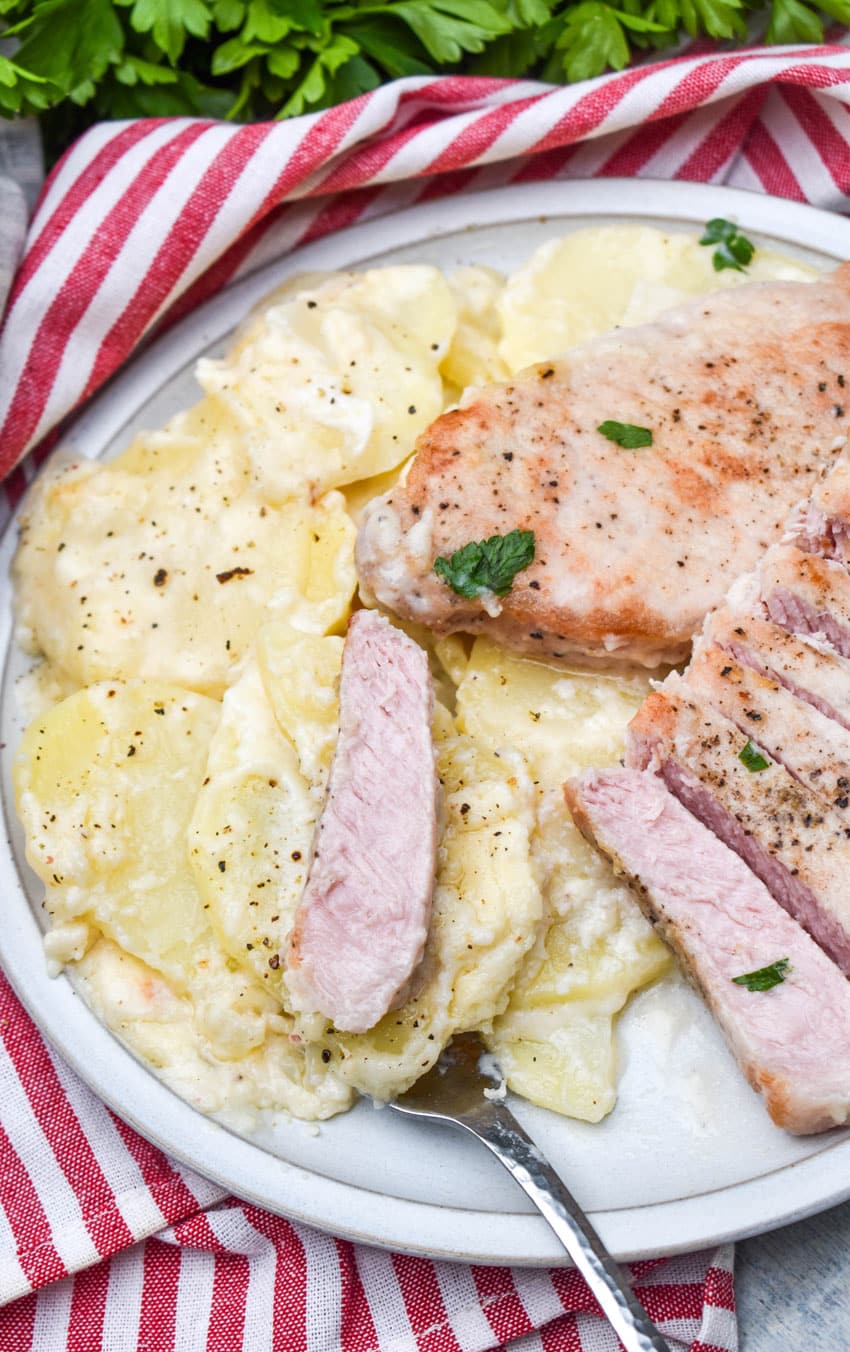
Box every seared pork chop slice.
[286,610,437,1033]
[685,645,850,810]
[627,677,850,976]
[759,545,850,658]
[565,767,850,1134]
[357,267,850,669]
[787,452,850,563]
[700,606,850,732]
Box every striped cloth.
[4,40,850,1349]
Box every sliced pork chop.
[786,451,850,563]
[685,645,850,811]
[759,545,850,658]
[700,606,850,732]
[286,610,437,1033]
[565,767,850,1134]
[627,677,850,977]
[357,267,850,669]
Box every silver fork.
[390,1033,671,1352]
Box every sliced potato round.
[499,224,819,373]
[14,681,221,983]
[256,629,343,798]
[485,799,670,1121]
[14,432,355,698]
[189,661,317,1003]
[16,679,351,1111]
[456,638,651,790]
[12,678,276,1060]
[197,266,457,500]
[486,1008,620,1122]
[456,640,669,1121]
[442,265,510,394]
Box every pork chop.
[759,544,850,658]
[627,677,850,977]
[786,450,850,562]
[699,605,850,732]
[286,610,437,1033]
[685,644,850,810]
[357,267,850,669]
[566,767,850,1134]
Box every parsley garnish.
[739,739,770,772]
[0,5,838,162]
[597,421,653,449]
[731,958,791,992]
[434,529,535,599]
[700,219,755,274]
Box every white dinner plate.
[3,178,850,1267]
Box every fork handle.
[468,1106,671,1352]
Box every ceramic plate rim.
[4,178,850,1266]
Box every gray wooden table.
[736,1202,850,1348]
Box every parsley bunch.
[2,0,849,162]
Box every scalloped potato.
[12,225,821,1127]
[197,266,456,501]
[192,641,542,1099]
[498,224,818,373]
[455,640,671,1119]
[13,441,356,698]
[15,679,352,1117]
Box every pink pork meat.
[286,609,438,1033]
[786,452,850,563]
[627,677,850,977]
[699,606,850,732]
[565,767,850,1134]
[684,644,850,812]
[758,545,850,658]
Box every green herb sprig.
[597,420,653,449]
[4,0,850,164]
[739,739,770,772]
[434,527,535,598]
[731,958,791,992]
[700,218,756,274]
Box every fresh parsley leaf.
[689,0,746,36]
[211,36,268,73]
[344,16,433,77]
[731,958,791,992]
[124,0,212,63]
[556,1,664,80]
[114,53,180,84]
[739,739,770,772]
[320,50,382,103]
[11,0,123,98]
[472,20,554,75]
[280,32,358,115]
[242,0,325,42]
[507,0,552,20]
[699,217,755,274]
[434,528,535,599]
[597,420,653,449]
[766,0,823,40]
[388,0,512,63]
[0,0,837,162]
[817,0,850,25]
[212,0,244,29]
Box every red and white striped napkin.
[4,41,850,1349]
